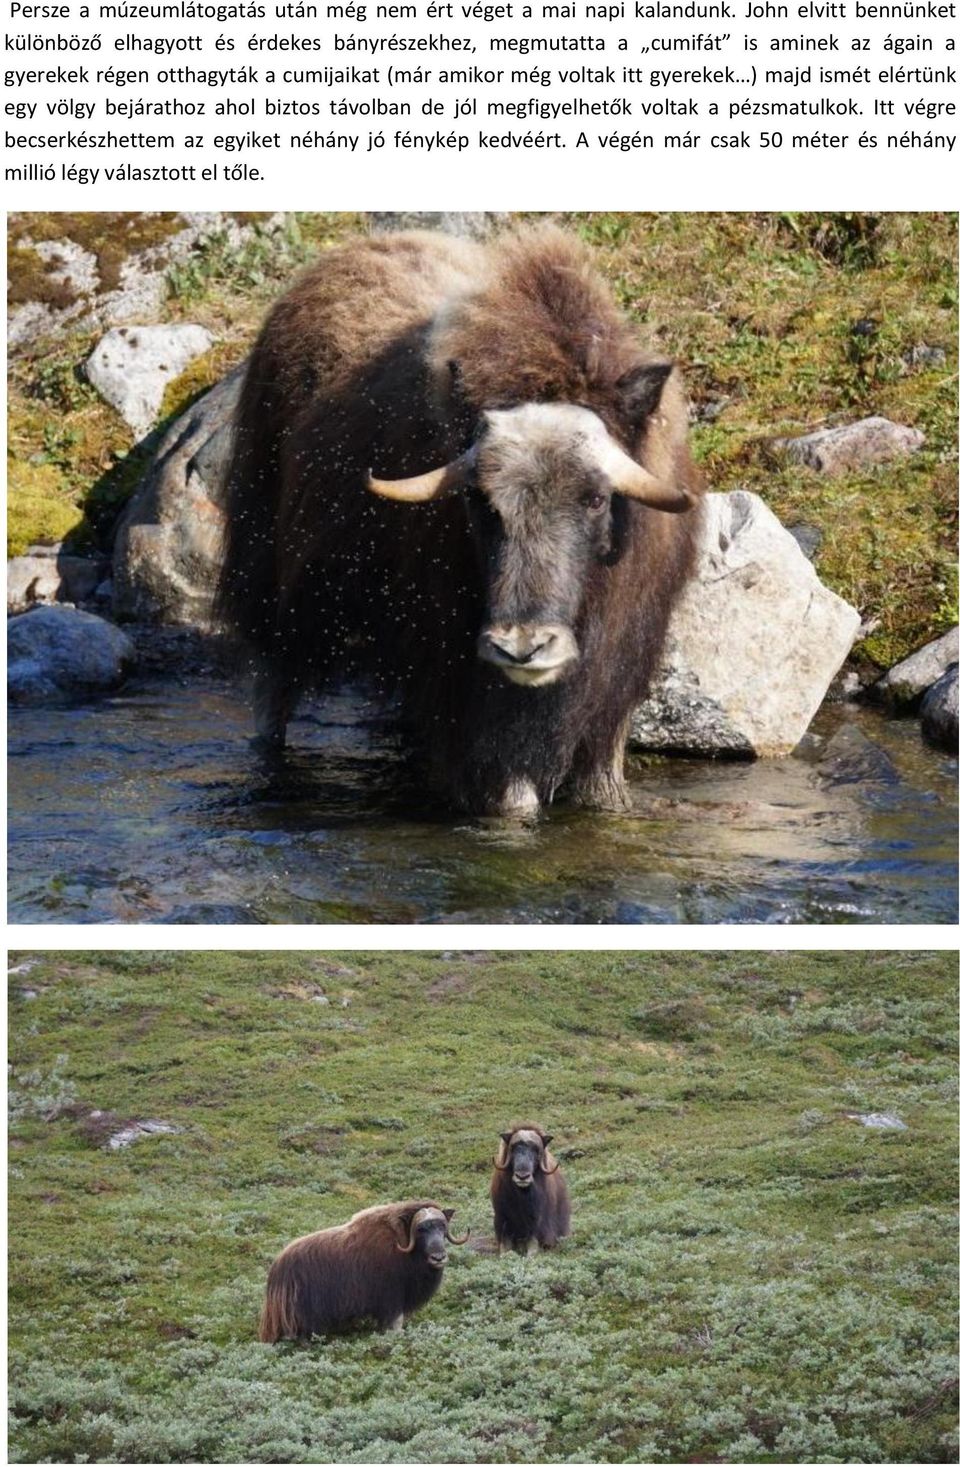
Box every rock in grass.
[846,1112,907,1130]
[112,366,243,624]
[773,416,924,474]
[631,491,861,757]
[874,627,959,709]
[7,605,135,705]
[84,323,214,437]
[919,665,958,752]
[370,212,508,238]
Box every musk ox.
[219,225,704,815]
[491,1124,571,1255]
[259,1200,468,1340]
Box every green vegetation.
[8,950,957,1463]
[7,211,957,667]
[570,213,958,668]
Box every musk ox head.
[395,1205,469,1268]
[494,1126,560,1188]
[368,366,695,689]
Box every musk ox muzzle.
[477,622,579,687]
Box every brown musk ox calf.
[491,1124,571,1255]
[259,1200,468,1340]
[219,225,704,816]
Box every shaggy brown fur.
[491,1123,571,1254]
[259,1200,462,1340]
[219,225,703,813]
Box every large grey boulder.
[8,605,135,705]
[873,628,959,709]
[631,491,861,757]
[772,416,924,474]
[920,665,958,751]
[112,367,243,624]
[84,323,214,437]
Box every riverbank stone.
[919,666,958,752]
[8,545,108,613]
[630,490,861,757]
[8,605,135,705]
[873,627,959,710]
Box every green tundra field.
[7,950,958,1463]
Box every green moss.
[7,461,86,556]
[8,212,184,298]
[6,950,957,1464]
[158,345,239,422]
[7,244,82,309]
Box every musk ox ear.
[616,361,673,425]
[541,1135,553,1149]
[442,1208,455,1221]
[500,1132,513,1145]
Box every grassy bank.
[7,211,957,669]
[8,950,957,1463]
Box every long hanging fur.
[491,1124,572,1253]
[259,1200,451,1341]
[218,226,703,811]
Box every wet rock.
[370,211,508,238]
[8,605,136,705]
[7,545,108,612]
[631,491,861,757]
[84,323,215,437]
[772,416,924,474]
[920,665,958,752]
[874,627,959,709]
[826,666,867,703]
[112,366,243,624]
[816,722,900,787]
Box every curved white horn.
[367,447,475,504]
[597,437,694,512]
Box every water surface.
[8,678,957,924]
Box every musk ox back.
[219,225,704,816]
[491,1124,571,1254]
[259,1200,467,1340]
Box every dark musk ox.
[259,1201,468,1340]
[219,225,704,816]
[491,1124,571,1255]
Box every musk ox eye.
[582,491,607,512]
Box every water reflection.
[7,680,957,924]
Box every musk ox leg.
[493,777,541,819]
[252,666,299,751]
[569,725,631,811]
[385,1314,405,1332]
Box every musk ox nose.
[427,1250,447,1269]
[478,624,579,687]
[512,1170,534,1188]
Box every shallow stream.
[8,679,957,924]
